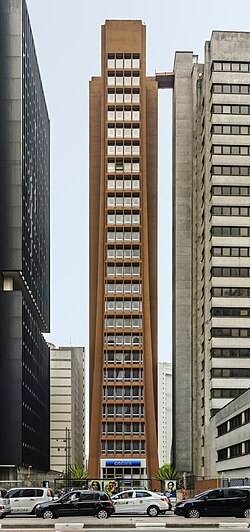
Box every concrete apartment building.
[158,362,172,466]
[50,346,86,473]
[210,388,250,480]
[89,20,159,483]
[0,0,50,476]
[173,32,250,478]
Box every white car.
[5,487,54,515]
[0,497,11,519]
[112,489,169,516]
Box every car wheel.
[242,507,250,518]
[147,505,159,517]
[96,508,109,519]
[42,508,55,519]
[187,507,200,518]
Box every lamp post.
[65,427,71,490]
[27,465,32,487]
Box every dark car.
[35,490,114,519]
[174,487,250,518]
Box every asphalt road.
[2,512,250,530]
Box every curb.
[55,525,84,530]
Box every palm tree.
[153,463,182,487]
[69,464,88,480]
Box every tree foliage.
[69,464,88,479]
[152,463,182,483]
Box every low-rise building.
[50,345,86,473]
[211,388,250,480]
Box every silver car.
[0,497,11,519]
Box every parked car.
[35,490,114,519]
[0,497,11,519]
[112,489,170,516]
[174,487,250,518]
[5,487,54,514]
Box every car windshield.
[195,490,210,499]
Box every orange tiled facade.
[89,20,159,483]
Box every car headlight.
[36,505,41,509]
[177,503,185,508]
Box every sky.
[26,0,250,362]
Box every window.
[230,443,242,458]
[21,489,36,498]
[217,448,228,461]
[218,422,228,437]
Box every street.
[1,513,250,530]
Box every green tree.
[152,464,182,488]
[69,464,88,480]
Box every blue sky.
[26,0,250,361]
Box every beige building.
[158,362,172,466]
[50,345,86,473]
[173,31,250,478]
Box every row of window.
[212,246,250,257]
[105,300,142,312]
[107,213,140,225]
[218,408,250,436]
[212,308,250,317]
[107,54,140,69]
[212,104,250,115]
[212,145,250,156]
[105,282,142,294]
[107,142,140,156]
[106,264,140,277]
[212,206,250,217]
[107,195,140,208]
[103,385,143,400]
[101,439,145,454]
[212,226,250,237]
[102,422,144,435]
[103,402,143,418]
[212,83,250,94]
[107,178,140,190]
[212,185,250,196]
[105,317,142,329]
[107,125,140,139]
[107,55,140,68]
[212,348,250,358]
[107,108,140,121]
[104,334,142,346]
[212,61,250,72]
[212,328,250,337]
[211,388,246,398]
[212,124,250,135]
[104,368,143,382]
[107,160,140,173]
[212,165,250,175]
[212,267,250,277]
[106,248,140,260]
[107,230,140,242]
[104,351,142,364]
[211,368,250,378]
[212,287,250,298]
[107,89,140,104]
[218,440,250,461]
[107,74,140,87]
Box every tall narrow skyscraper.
[89,20,159,483]
[173,31,250,478]
[0,0,50,473]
